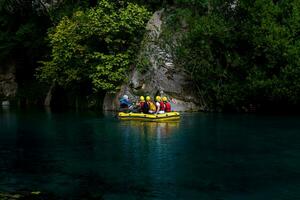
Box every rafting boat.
[118,112,180,122]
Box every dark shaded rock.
[0,62,17,101]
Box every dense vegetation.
[37,0,150,92]
[173,0,300,111]
[0,0,92,104]
[1,0,300,111]
[0,0,151,106]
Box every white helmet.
[123,95,129,100]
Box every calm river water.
[0,108,299,199]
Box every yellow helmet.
[146,96,151,101]
[155,96,161,101]
[162,96,168,102]
[140,96,145,101]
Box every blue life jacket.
[119,98,131,108]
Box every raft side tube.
[118,112,180,121]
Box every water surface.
[0,108,299,199]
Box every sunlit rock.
[103,9,205,111]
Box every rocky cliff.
[103,9,204,112]
[0,61,17,105]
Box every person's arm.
[127,100,134,110]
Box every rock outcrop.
[0,62,17,103]
[103,9,204,112]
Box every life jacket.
[149,101,156,111]
[142,101,149,113]
[165,102,171,112]
[139,101,145,109]
[159,101,165,111]
[120,98,129,108]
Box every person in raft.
[162,96,171,112]
[145,96,156,114]
[139,96,146,113]
[155,96,165,114]
[119,95,133,112]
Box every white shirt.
[155,102,160,113]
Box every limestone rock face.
[0,62,17,102]
[103,9,204,112]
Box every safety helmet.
[155,96,161,101]
[146,96,151,101]
[162,96,168,102]
[140,96,145,101]
[123,95,129,100]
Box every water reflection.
[113,120,181,198]
[0,105,16,131]
[119,121,180,137]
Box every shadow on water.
[0,108,300,199]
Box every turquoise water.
[0,108,299,199]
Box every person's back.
[159,100,165,112]
[140,101,145,110]
[162,96,171,112]
[149,101,156,113]
[155,96,165,114]
[120,99,129,108]
[139,96,146,113]
[141,102,148,113]
[165,102,171,112]
[119,95,131,112]
[146,96,156,114]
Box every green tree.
[37,0,150,92]
[175,0,300,111]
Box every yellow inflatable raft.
[118,112,180,122]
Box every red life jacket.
[139,102,145,109]
[165,102,171,112]
[159,101,165,111]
